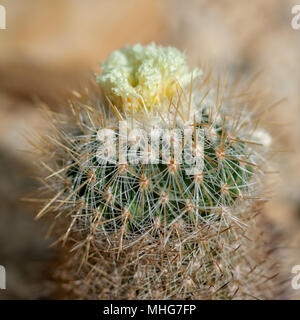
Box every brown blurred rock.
[0,147,56,299]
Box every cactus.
[33,43,280,299]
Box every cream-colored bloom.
[96,43,201,112]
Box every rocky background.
[0,0,299,299]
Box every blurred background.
[0,0,299,299]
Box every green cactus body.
[34,43,280,299]
[66,109,254,232]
